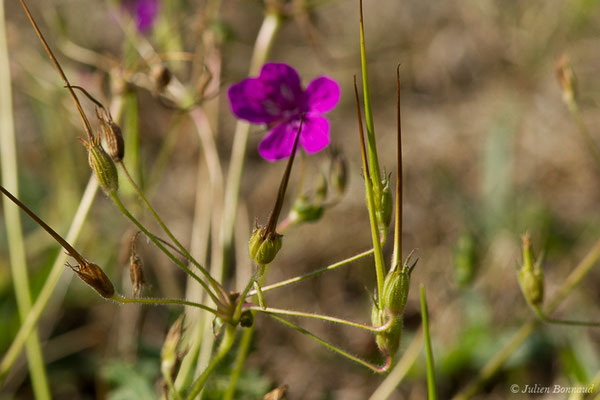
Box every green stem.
[251,249,374,294]
[420,285,437,400]
[0,178,98,386]
[163,372,182,400]
[452,235,600,400]
[185,325,236,400]
[111,294,218,315]
[0,3,50,396]
[392,65,403,268]
[108,192,222,307]
[354,78,386,307]
[249,306,392,333]
[358,0,382,192]
[268,314,391,373]
[533,305,600,327]
[118,162,228,301]
[223,324,253,400]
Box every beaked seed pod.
[381,262,411,316]
[248,226,283,265]
[67,260,115,298]
[83,138,119,195]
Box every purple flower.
[228,63,340,161]
[122,0,159,33]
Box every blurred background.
[1,0,600,399]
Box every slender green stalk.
[354,78,386,306]
[420,285,437,400]
[358,0,382,192]
[108,192,222,306]
[223,325,253,400]
[268,314,391,373]
[185,325,236,400]
[112,294,218,315]
[565,100,600,168]
[0,3,50,396]
[0,178,98,385]
[392,65,403,268]
[249,306,392,333]
[452,235,600,400]
[250,249,374,294]
[532,305,600,327]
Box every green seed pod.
[288,195,324,225]
[381,262,411,316]
[248,226,283,265]
[453,233,478,287]
[517,233,544,306]
[371,305,403,357]
[377,178,393,232]
[83,138,119,195]
[67,260,115,298]
[315,172,328,203]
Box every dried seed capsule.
[67,260,115,298]
[556,55,577,106]
[96,108,125,162]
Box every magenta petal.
[228,78,281,124]
[258,122,299,161]
[259,63,305,110]
[305,76,340,113]
[300,115,330,154]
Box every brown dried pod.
[96,108,125,162]
[67,260,115,298]
[129,232,146,297]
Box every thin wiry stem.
[420,285,438,400]
[532,306,600,327]
[392,65,403,268]
[267,314,391,373]
[250,249,374,295]
[112,295,218,315]
[248,306,392,333]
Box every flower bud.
[248,225,283,265]
[96,108,125,162]
[67,260,115,298]
[371,305,403,357]
[82,138,119,195]
[329,152,347,196]
[161,314,185,381]
[288,195,324,225]
[517,233,544,306]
